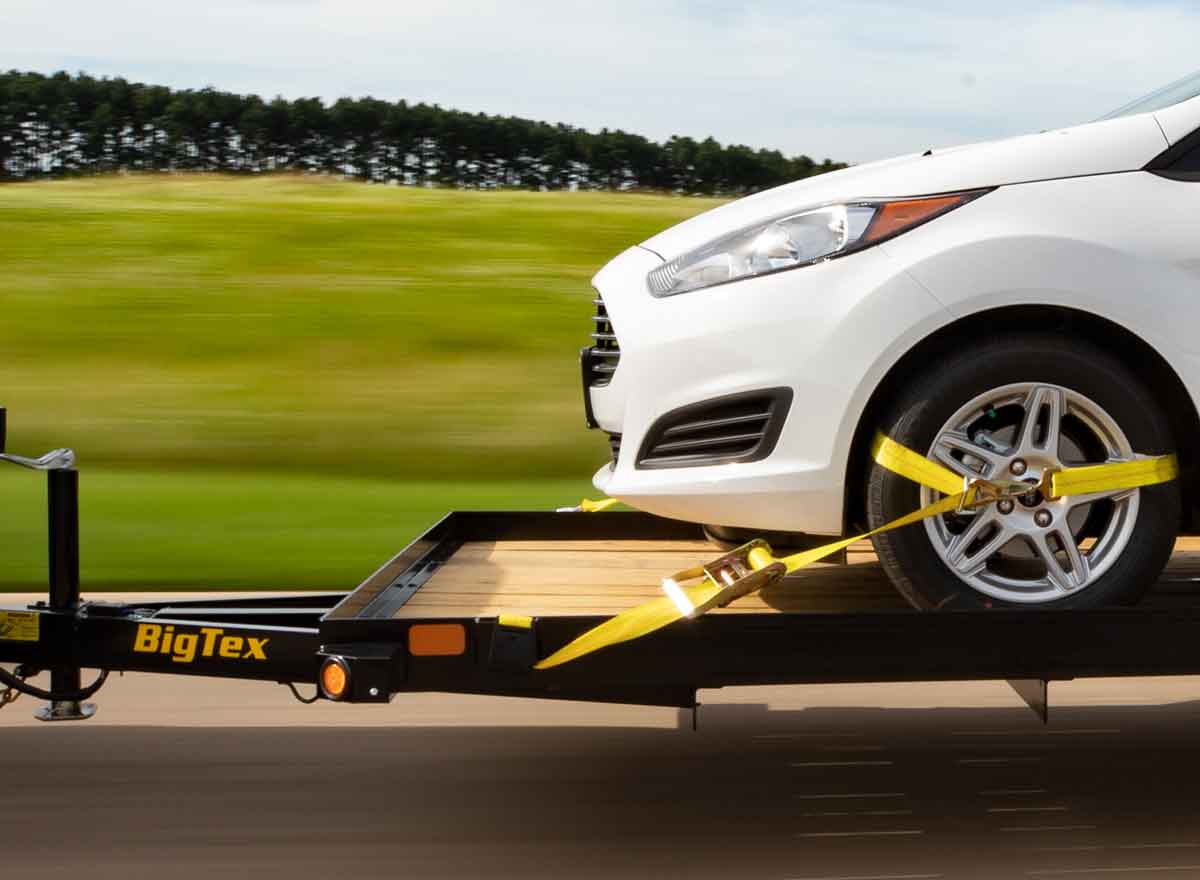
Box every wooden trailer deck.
[340,534,1200,621]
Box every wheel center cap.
[1017,477,1043,508]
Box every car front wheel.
[866,335,1180,609]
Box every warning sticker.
[0,611,39,642]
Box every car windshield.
[1101,69,1200,121]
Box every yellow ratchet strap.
[580,497,621,513]
[870,432,964,496]
[534,433,1178,670]
[1050,456,1178,498]
[534,490,967,670]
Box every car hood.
[641,112,1169,260]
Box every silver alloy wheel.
[919,382,1141,604]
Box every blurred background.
[2,1,1196,591]
[0,176,721,589]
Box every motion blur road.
[4,598,1200,879]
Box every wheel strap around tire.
[532,433,1179,670]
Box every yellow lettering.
[134,623,161,653]
[172,633,198,663]
[133,623,268,662]
[200,627,222,657]
[219,636,243,659]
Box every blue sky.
[5,0,1198,162]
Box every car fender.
[874,172,1200,427]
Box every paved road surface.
[4,595,1200,878]
[6,674,1200,879]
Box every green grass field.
[0,176,721,589]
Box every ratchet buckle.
[957,469,1060,513]
[661,539,788,618]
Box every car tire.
[866,335,1180,610]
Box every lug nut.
[1010,459,1027,476]
[997,499,1014,515]
[1034,510,1052,527]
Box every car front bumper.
[585,243,949,534]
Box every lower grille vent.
[588,295,620,386]
[637,389,792,469]
[608,433,622,467]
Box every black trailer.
[4,406,1200,724]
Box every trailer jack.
[0,407,103,721]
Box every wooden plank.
[391,537,896,618]
[401,602,908,617]
[382,535,1200,620]
[445,548,723,571]
[426,568,893,596]
[458,539,716,553]
[401,580,907,617]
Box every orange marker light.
[320,657,349,700]
[408,623,467,656]
[862,194,972,244]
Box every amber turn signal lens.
[320,657,349,700]
[861,194,972,245]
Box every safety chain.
[0,675,20,710]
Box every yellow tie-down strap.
[534,433,1178,670]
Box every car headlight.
[646,189,989,297]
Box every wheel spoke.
[1034,529,1088,591]
[932,430,1006,479]
[1067,486,1137,513]
[945,513,1010,577]
[1017,385,1065,456]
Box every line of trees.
[0,70,846,194]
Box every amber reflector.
[409,623,467,656]
[320,657,349,700]
[862,194,969,244]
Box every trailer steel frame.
[3,406,1200,722]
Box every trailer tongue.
[3,406,1200,725]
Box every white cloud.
[4,0,1197,162]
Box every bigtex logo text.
[133,623,269,663]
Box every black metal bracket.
[1007,678,1049,724]
[488,618,539,673]
[0,407,95,720]
[318,643,400,702]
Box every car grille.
[608,433,622,467]
[637,389,793,469]
[588,294,620,386]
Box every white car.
[584,71,1200,610]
